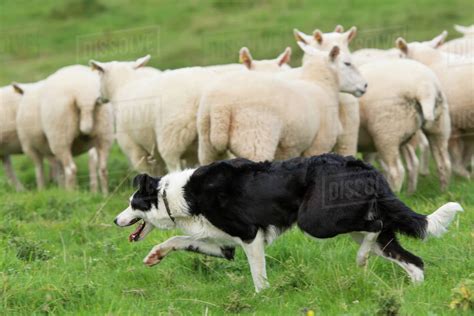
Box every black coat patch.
[183,154,428,243]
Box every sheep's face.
[336,53,367,97]
[297,42,367,97]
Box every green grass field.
[1,0,473,315]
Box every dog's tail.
[380,198,463,239]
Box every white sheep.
[293,25,363,156]
[397,32,474,179]
[440,24,474,56]
[352,47,432,187]
[357,58,452,192]
[197,43,367,164]
[14,80,58,189]
[41,65,114,193]
[15,66,114,193]
[0,85,26,190]
[90,49,291,174]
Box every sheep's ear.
[396,37,408,55]
[239,47,253,69]
[297,41,318,56]
[428,31,448,48]
[293,29,310,44]
[334,25,344,33]
[133,55,151,69]
[329,45,340,62]
[345,26,357,43]
[276,47,291,66]
[313,29,323,44]
[11,82,24,95]
[454,24,470,35]
[89,60,105,73]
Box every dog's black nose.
[113,218,118,226]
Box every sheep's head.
[239,46,291,71]
[297,42,367,97]
[89,55,152,101]
[396,31,448,61]
[294,25,356,59]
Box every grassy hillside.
[1,0,473,84]
[0,0,473,315]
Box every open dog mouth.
[129,220,147,242]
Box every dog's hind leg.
[373,230,424,283]
[143,236,235,266]
[353,231,380,267]
[241,230,269,293]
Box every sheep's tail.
[379,197,463,239]
[209,104,231,153]
[416,81,443,122]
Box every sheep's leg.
[427,133,452,191]
[462,139,474,175]
[418,132,431,176]
[47,157,57,183]
[24,148,46,190]
[117,133,162,175]
[95,145,110,195]
[449,134,470,179]
[377,148,404,193]
[2,155,24,191]
[401,144,419,194]
[88,148,99,193]
[55,150,77,191]
[47,157,64,186]
[160,153,182,172]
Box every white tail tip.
[427,202,463,238]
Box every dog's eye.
[344,62,351,66]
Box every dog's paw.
[143,249,164,266]
[356,253,369,267]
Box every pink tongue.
[129,222,145,242]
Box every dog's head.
[114,174,175,242]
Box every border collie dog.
[114,154,462,292]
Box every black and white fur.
[114,154,463,292]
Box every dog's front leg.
[241,230,269,293]
[143,236,235,266]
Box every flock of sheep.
[0,24,473,195]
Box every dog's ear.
[133,174,160,192]
[133,174,146,188]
